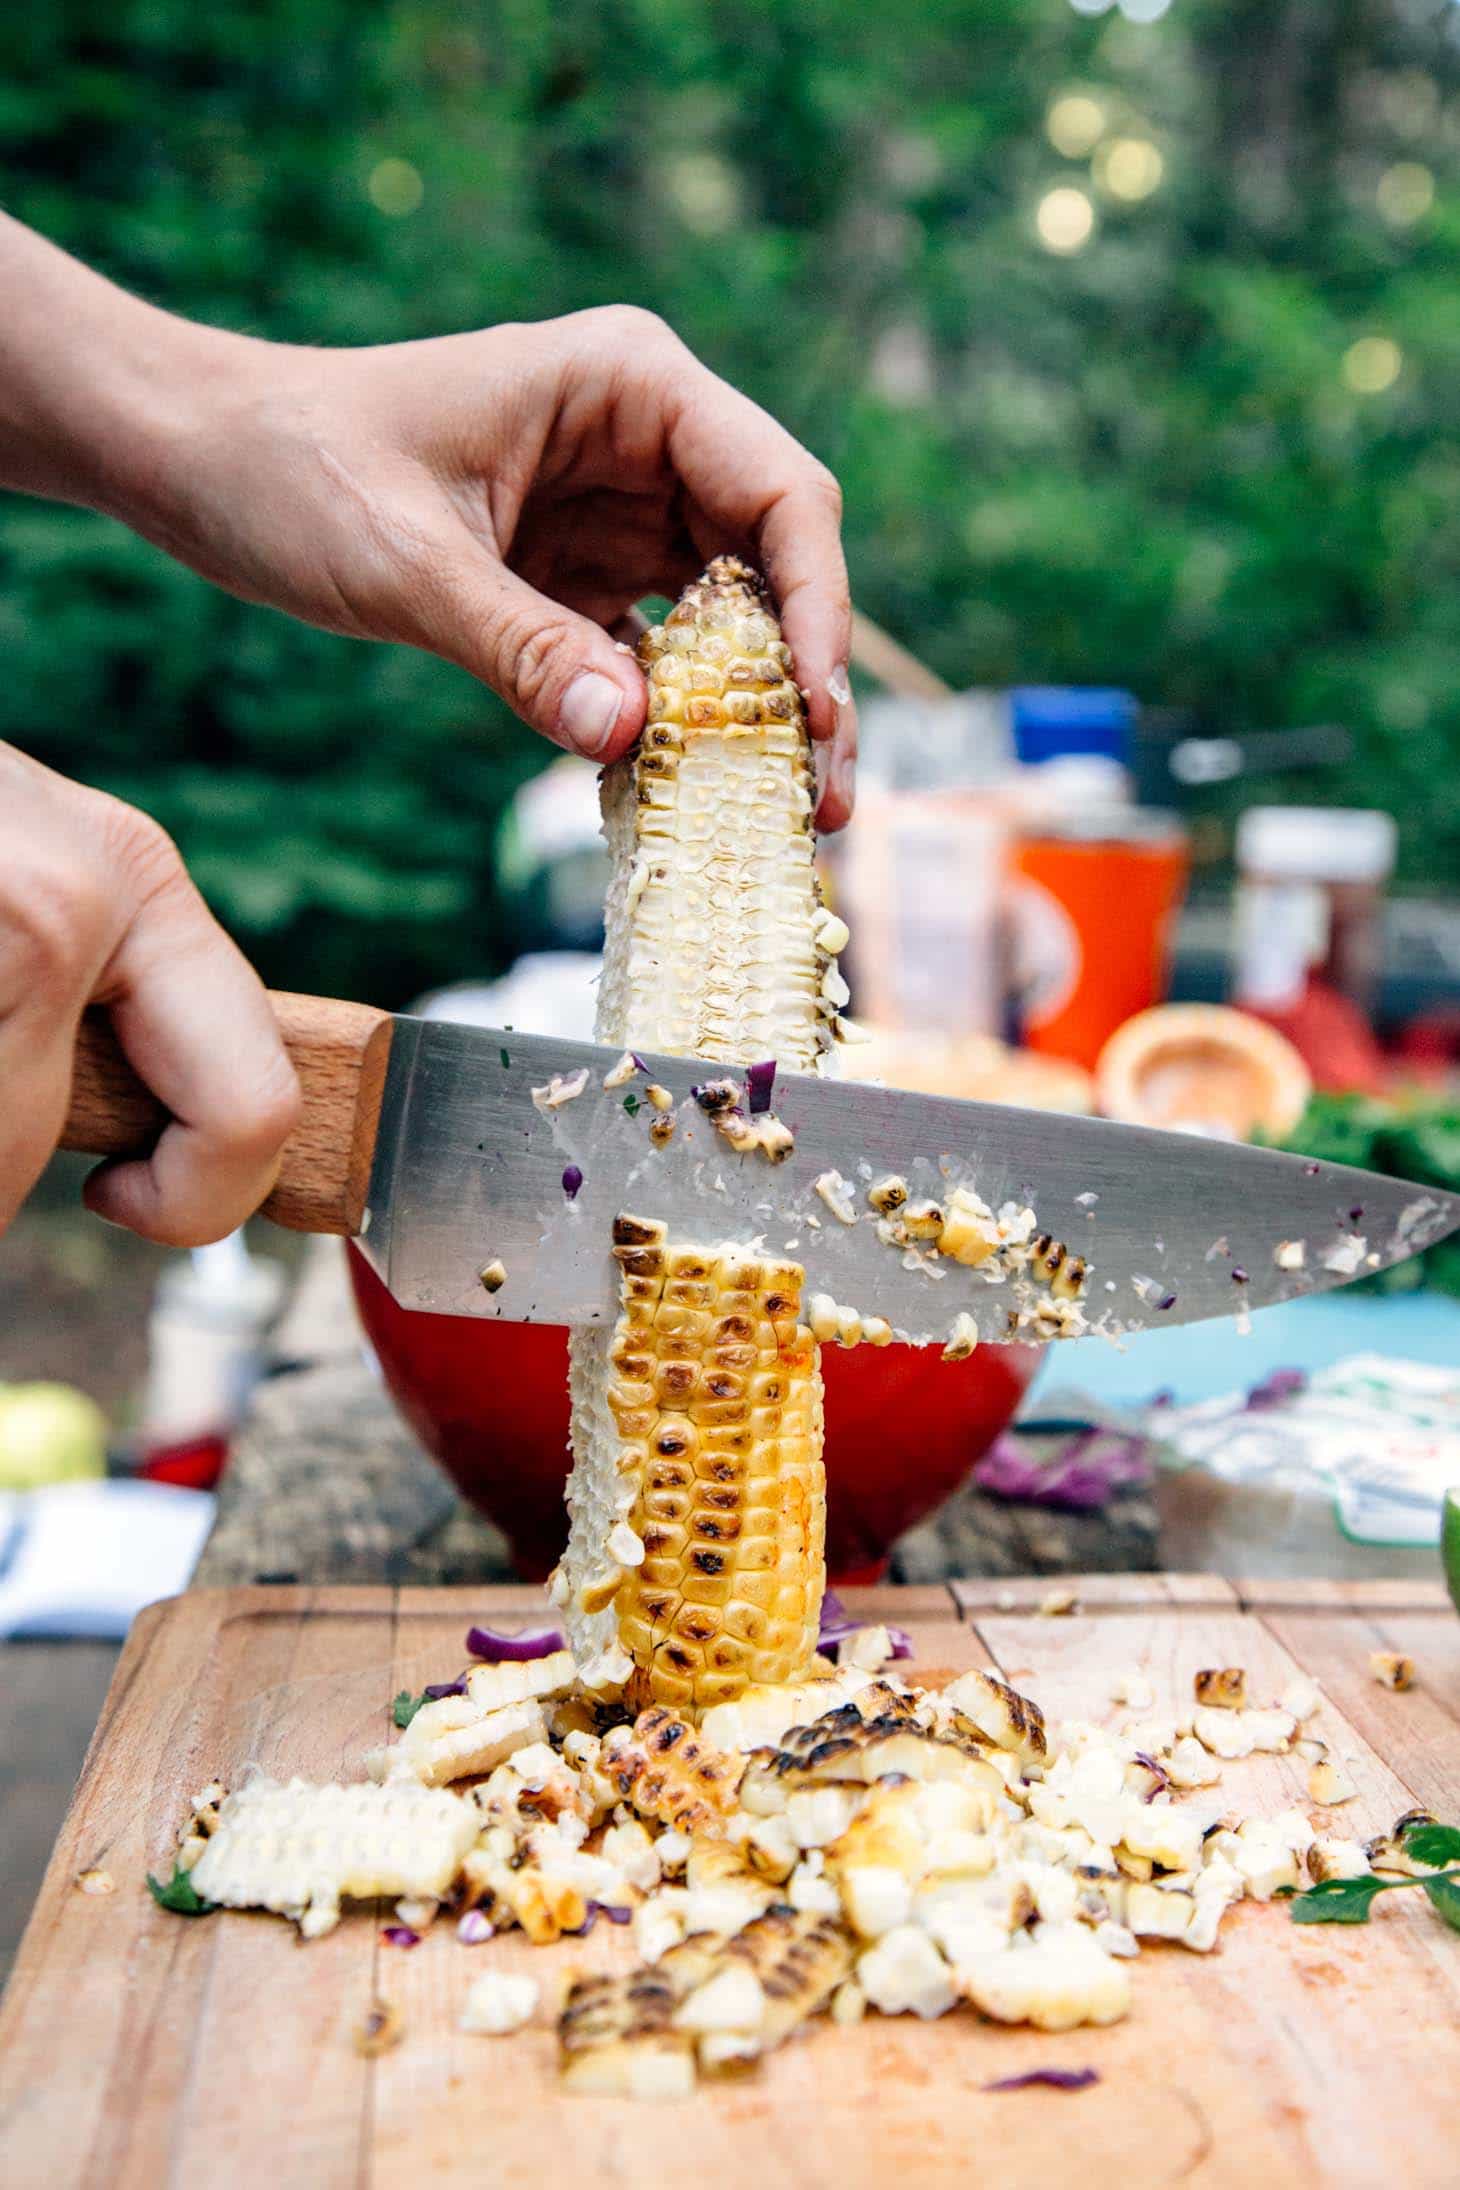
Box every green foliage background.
[3,0,1459,1003]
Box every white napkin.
[0,1478,215,1638]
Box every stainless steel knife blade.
[354,1018,1460,1344]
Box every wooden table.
[3,1576,1457,2189]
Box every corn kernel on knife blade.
[354,1019,1460,1345]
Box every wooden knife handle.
[60,991,394,1236]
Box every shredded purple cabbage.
[562,1164,583,1201]
[464,1622,565,1663]
[423,1676,467,1702]
[746,1059,777,1115]
[984,2067,1099,2093]
[381,1925,421,1949]
[972,1428,1152,1513]
[456,1908,493,1945]
[1131,1751,1169,1801]
[1243,1367,1307,1413]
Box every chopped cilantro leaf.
[146,1863,216,1916]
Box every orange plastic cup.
[1009,813,1189,1072]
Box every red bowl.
[347,1244,1039,1584]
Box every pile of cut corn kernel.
[149,1629,1429,2098]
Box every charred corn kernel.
[1369,1651,1414,1690]
[807,1292,840,1343]
[1307,1757,1357,1806]
[604,1051,640,1089]
[813,1169,858,1224]
[1194,1667,1247,1711]
[649,1113,676,1147]
[941,1313,978,1362]
[835,1305,863,1348]
[868,1175,908,1215]
[957,1926,1131,2032]
[645,1082,674,1112]
[398,1696,548,1788]
[461,1971,539,2035]
[559,1967,696,2099]
[563,1217,825,1712]
[937,1189,1002,1268]
[901,1199,944,1242]
[603,1706,744,1836]
[698,1672,867,1754]
[478,1260,507,1295]
[815,910,850,955]
[565,563,836,1713]
[939,1670,1047,1765]
[464,1651,577,1716]
[738,1706,1003,1817]
[185,1776,477,1937]
[1308,1838,1371,1884]
[861,1316,894,1347]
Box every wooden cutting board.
[3,1578,1458,2190]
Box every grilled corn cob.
[595,555,833,1070]
[563,1220,825,1713]
[558,559,837,1714]
[184,1775,477,1938]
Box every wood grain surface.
[60,992,392,1236]
[3,1579,1458,2190]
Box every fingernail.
[832,747,856,820]
[559,672,623,757]
[827,663,852,708]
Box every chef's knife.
[62,994,1460,1346]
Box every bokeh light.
[1046,93,1107,158]
[1037,186,1096,253]
[367,158,424,217]
[1096,137,1164,200]
[1377,161,1435,226]
[663,151,741,235]
[1342,335,1403,394]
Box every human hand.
[0,746,300,1245]
[122,307,858,825]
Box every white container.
[139,1232,286,1448]
[1233,806,1397,1014]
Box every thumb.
[427,557,646,762]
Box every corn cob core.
[561,558,832,1714]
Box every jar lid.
[1236,806,1397,884]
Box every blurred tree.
[1,0,1458,1002]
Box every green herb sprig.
[392,1688,428,1729]
[146,1862,217,1916]
[1281,1822,1460,1931]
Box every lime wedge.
[1444,1488,1460,1617]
